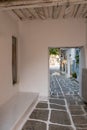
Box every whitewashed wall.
[19,18,86,97]
[0,11,19,105]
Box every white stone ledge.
[0,92,39,130]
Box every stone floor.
[22,96,87,130]
[22,72,87,130]
[50,74,79,97]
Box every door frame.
[48,46,84,97]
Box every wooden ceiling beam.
[0,0,87,10]
[52,6,55,18]
[52,5,61,19]
[73,4,80,17]
[74,4,85,18]
[47,6,53,18]
[82,5,87,18]
[19,9,26,18]
[34,8,46,20]
[72,4,79,17]
[43,7,49,18]
[56,6,61,18]
[64,5,74,18]
[42,7,47,18]
[59,5,66,18]
[26,8,36,19]
[12,9,22,20]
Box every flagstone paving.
[22,73,87,130]
[72,115,87,125]
[84,105,87,112]
[50,110,71,125]
[30,109,49,121]
[49,124,74,130]
[36,102,48,108]
[22,96,87,130]
[50,73,79,97]
[69,106,85,115]
[50,104,66,110]
[49,98,65,105]
[22,120,46,130]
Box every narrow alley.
[50,73,79,97]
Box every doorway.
[49,47,80,97]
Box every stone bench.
[0,92,39,130]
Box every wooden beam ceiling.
[9,3,87,21]
[0,0,86,21]
[0,0,87,10]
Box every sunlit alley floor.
[22,70,87,130]
[50,74,79,97]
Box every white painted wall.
[19,18,86,97]
[0,11,19,105]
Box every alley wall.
[0,11,19,105]
[19,18,86,97]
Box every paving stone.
[76,124,87,129]
[72,115,87,125]
[50,72,79,98]
[69,106,84,115]
[22,120,46,130]
[50,95,64,99]
[77,101,85,105]
[77,125,87,128]
[50,110,71,125]
[50,104,66,110]
[70,110,84,115]
[49,99,65,105]
[69,105,82,110]
[58,96,65,99]
[73,95,81,100]
[49,124,74,130]
[58,92,63,96]
[30,109,49,121]
[50,96,58,98]
[83,105,87,112]
[36,103,48,108]
[65,95,76,105]
[76,128,87,130]
[40,101,48,103]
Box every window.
[12,36,17,85]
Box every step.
[0,92,39,130]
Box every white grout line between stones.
[35,108,67,111]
